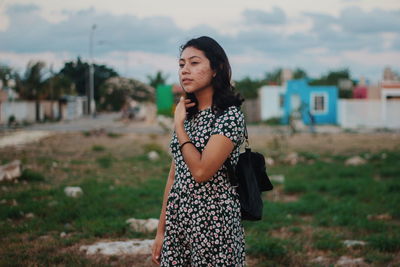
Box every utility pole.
[89,24,96,116]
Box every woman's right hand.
[151,232,164,265]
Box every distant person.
[152,36,246,266]
[308,110,316,134]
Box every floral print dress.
[160,106,246,267]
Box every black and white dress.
[161,105,246,266]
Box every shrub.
[96,155,113,168]
[20,169,45,182]
[367,234,400,252]
[312,231,343,250]
[247,236,287,259]
[92,145,105,152]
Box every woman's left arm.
[175,97,236,183]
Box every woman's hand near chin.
[174,96,195,128]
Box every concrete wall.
[338,99,400,129]
[260,86,285,120]
[0,101,38,123]
[0,97,85,124]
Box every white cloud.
[0,51,72,72]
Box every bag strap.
[210,107,247,187]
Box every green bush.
[107,132,122,138]
[312,231,343,250]
[20,169,45,182]
[247,236,287,259]
[96,155,113,168]
[367,234,400,252]
[92,145,105,152]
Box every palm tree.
[147,70,169,89]
[21,61,48,121]
[44,68,74,119]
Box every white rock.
[310,256,328,263]
[270,175,285,184]
[265,157,274,166]
[345,156,366,166]
[284,152,299,165]
[79,239,154,256]
[0,199,6,204]
[11,199,18,206]
[64,186,83,198]
[126,218,159,233]
[343,240,367,248]
[25,212,35,219]
[60,232,67,238]
[0,160,21,182]
[48,200,58,207]
[148,151,160,161]
[336,256,364,266]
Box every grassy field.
[0,131,399,266]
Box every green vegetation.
[0,133,399,266]
[91,145,105,152]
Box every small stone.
[0,160,22,182]
[11,199,18,206]
[284,152,299,165]
[270,175,285,184]
[79,239,154,256]
[64,186,83,198]
[265,157,274,166]
[60,232,67,238]
[336,256,364,266]
[25,212,35,219]
[52,162,58,168]
[126,218,159,233]
[1,186,8,191]
[381,153,387,159]
[0,199,6,204]
[148,151,159,161]
[345,156,366,166]
[48,200,58,207]
[311,256,328,263]
[343,240,367,248]
[367,213,392,221]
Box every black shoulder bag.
[213,109,274,221]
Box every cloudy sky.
[0,0,399,84]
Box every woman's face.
[179,46,216,94]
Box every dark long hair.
[180,36,244,119]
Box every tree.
[293,68,308,79]
[18,61,48,121]
[59,57,118,102]
[0,64,14,88]
[234,77,263,99]
[263,68,282,85]
[99,77,154,111]
[309,68,350,86]
[147,71,169,89]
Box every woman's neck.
[195,86,213,111]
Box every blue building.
[282,79,338,125]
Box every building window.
[310,93,328,114]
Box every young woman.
[152,36,246,266]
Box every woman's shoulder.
[223,105,244,118]
[215,105,245,127]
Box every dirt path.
[0,130,54,148]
